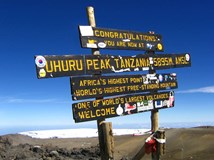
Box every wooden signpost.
[34,6,191,160]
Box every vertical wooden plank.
[86,6,109,160]
[102,122,114,159]
[86,6,100,56]
[147,31,159,160]
[97,119,106,159]
[87,6,96,27]
[157,130,165,156]
[151,109,159,132]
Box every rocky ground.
[0,127,214,160]
[0,135,100,160]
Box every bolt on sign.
[35,53,191,79]
[70,73,178,100]
[79,26,164,52]
[72,91,175,123]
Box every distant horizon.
[1,121,213,136]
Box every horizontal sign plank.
[71,73,177,100]
[35,53,191,79]
[79,26,164,51]
[72,91,175,123]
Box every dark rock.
[81,148,90,156]
[32,145,43,153]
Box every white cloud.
[177,86,214,93]
[0,96,70,104]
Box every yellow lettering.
[46,60,83,73]
[143,35,156,41]
[76,60,83,70]
[147,83,160,90]
[160,82,177,88]
[78,112,85,119]
[100,59,111,69]
[85,111,90,119]
[113,57,150,69]
[127,85,139,91]
[124,58,131,68]
[114,32,119,38]
[61,60,69,71]
[176,56,188,65]
[114,59,119,68]
[86,59,93,70]
[127,42,137,47]
[146,95,153,100]
[116,41,126,47]
[118,33,123,39]
[100,108,105,116]
[130,58,135,68]
[111,107,115,115]
[94,30,100,36]
[68,60,75,71]
[96,110,101,117]
[79,80,85,86]
[53,60,61,72]
[153,57,174,67]
[104,40,115,46]
[130,77,142,83]
[76,101,90,109]
[135,34,140,40]
[139,58,150,67]
[93,59,99,70]
[46,61,53,72]
[138,43,144,48]
[125,95,145,103]
[120,59,126,68]
[105,108,111,115]
[154,93,169,100]
[75,88,97,97]
[94,29,159,43]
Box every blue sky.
[0,0,214,133]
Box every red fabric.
[145,138,157,154]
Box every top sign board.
[79,26,164,52]
[35,53,191,79]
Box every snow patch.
[19,128,150,139]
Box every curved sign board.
[72,91,175,123]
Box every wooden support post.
[86,6,100,56]
[87,6,96,27]
[151,109,159,132]
[156,130,165,156]
[147,31,160,160]
[97,119,107,159]
[102,122,114,159]
[86,6,114,160]
[151,101,159,160]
